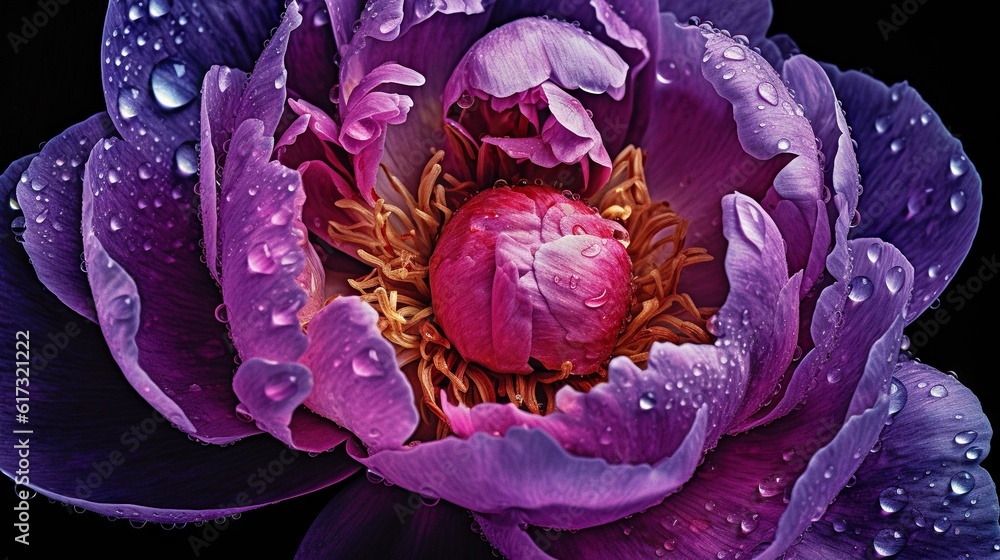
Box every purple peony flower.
[2,0,998,558]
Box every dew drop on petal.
[879,486,909,513]
[150,58,198,110]
[888,378,907,417]
[949,155,968,177]
[352,348,386,377]
[173,141,198,178]
[949,191,966,213]
[757,82,779,106]
[638,392,656,410]
[264,374,298,401]
[885,266,905,294]
[954,430,978,445]
[929,384,948,398]
[950,471,975,495]
[872,529,905,557]
[118,87,140,119]
[847,276,873,302]
[867,242,882,263]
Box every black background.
[0,0,995,558]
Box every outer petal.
[1,159,358,521]
[295,476,495,559]
[659,0,773,44]
[15,113,117,322]
[826,68,981,321]
[286,0,340,114]
[82,138,255,443]
[102,0,283,160]
[789,363,1000,559]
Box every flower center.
[325,147,714,438]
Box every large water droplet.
[118,87,140,119]
[867,242,882,263]
[584,289,609,308]
[151,58,198,110]
[656,60,680,84]
[456,90,474,109]
[949,155,968,177]
[108,295,136,321]
[847,276,873,302]
[776,138,791,151]
[884,266,905,294]
[264,374,298,401]
[581,243,601,258]
[879,486,909,513]
[638,391,656,410]
[873,528,905,557]
[929,384,948,398]
[950,471,975,495]
[722,46,745,60]
[949,191,966,213]
[954,430,978,445]
[352,348,386,377]
[174,142,198,177]
[757,82,779,106]
[148,0,172,17]
[888,377,907,417]
[214,303,230,323]
[874,116,890,134]
[966,447,983,461]
[271,301,300,326]
[933,517,951,533]
[246,243,276,274]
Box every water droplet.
[722,46,745,60]
[949,191,966,213]
[656,60,680,84]
[966,447,983,461]
[150,58,198,110]
[776,138,790,151]
[108,295,135,321]
[954,430,978,445]
[950,471,975,495]
[109,214,124,231]
[214,303,229,323]
[757,82,779,106]
[826,367,844,384]
[722,69,736,80]
[832,516,848,533]
[584,289,609,308]
[457,91,474,109]
[366,469,385,484]
[929,384,948,398]
[873,528,905,557]
[874,116,890,134]
[879,486,909,513]
[247,243,276,274]
[581,243,601,257]
[235,403,253,422]
[264,374,298,401]
[949,155,968,177]
[187,383,201,392]
[638,392,656,410]
[867,243,882,263]
[885,266,905,294]
[889,138,905,153]
[758,474,783,497]
[174,142,198,177]
[849,209,862,228]
[148,0,172,17]
[118,87,140,119]
[847,276,873,302]
[932,517,951,533]
[271,301,300,326]
[352,348,385,377]
[888,378,907,417]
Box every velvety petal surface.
[826,68,981,321]
[659,0,773,43]
[296,476,495,559]
[1,159,358,520]
[787,363,1000,559]
[15,113,117,322]
[82,138,256,443]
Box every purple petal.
[102,0,284,160]
[82,138,255,443]
[300,297,420,452]
[15,113,117,322]
[296,476,495,559]
[0,162,358,521]
[356,408,707,529]
[443,17,628,107]
[639,15,790,307]
[826,68,981,321]
[286,0,340,114]
[200,3,303,281]
[789,363,1000,559]
[659,0,773,43]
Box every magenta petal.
[300,297,420,451]
[357,407,707,529]
[789,363,1000,559]
[82,138,256,443]
[826,68,981,321]
[15,113,117,322]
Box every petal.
[200,3,303,282]
[788,363,1000,559]
[102,0,283,160]
[15,113,117,322]
[659,0,773,43]
[82,138,255,443]
[296,475,495,559]
[300,297,420,452]
[826,68,981,321]
[356,408,707,529]
[0,160,358,520]
[286,0,340,114]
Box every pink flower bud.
[429,185,632,375]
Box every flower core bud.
[430,185,633,376]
